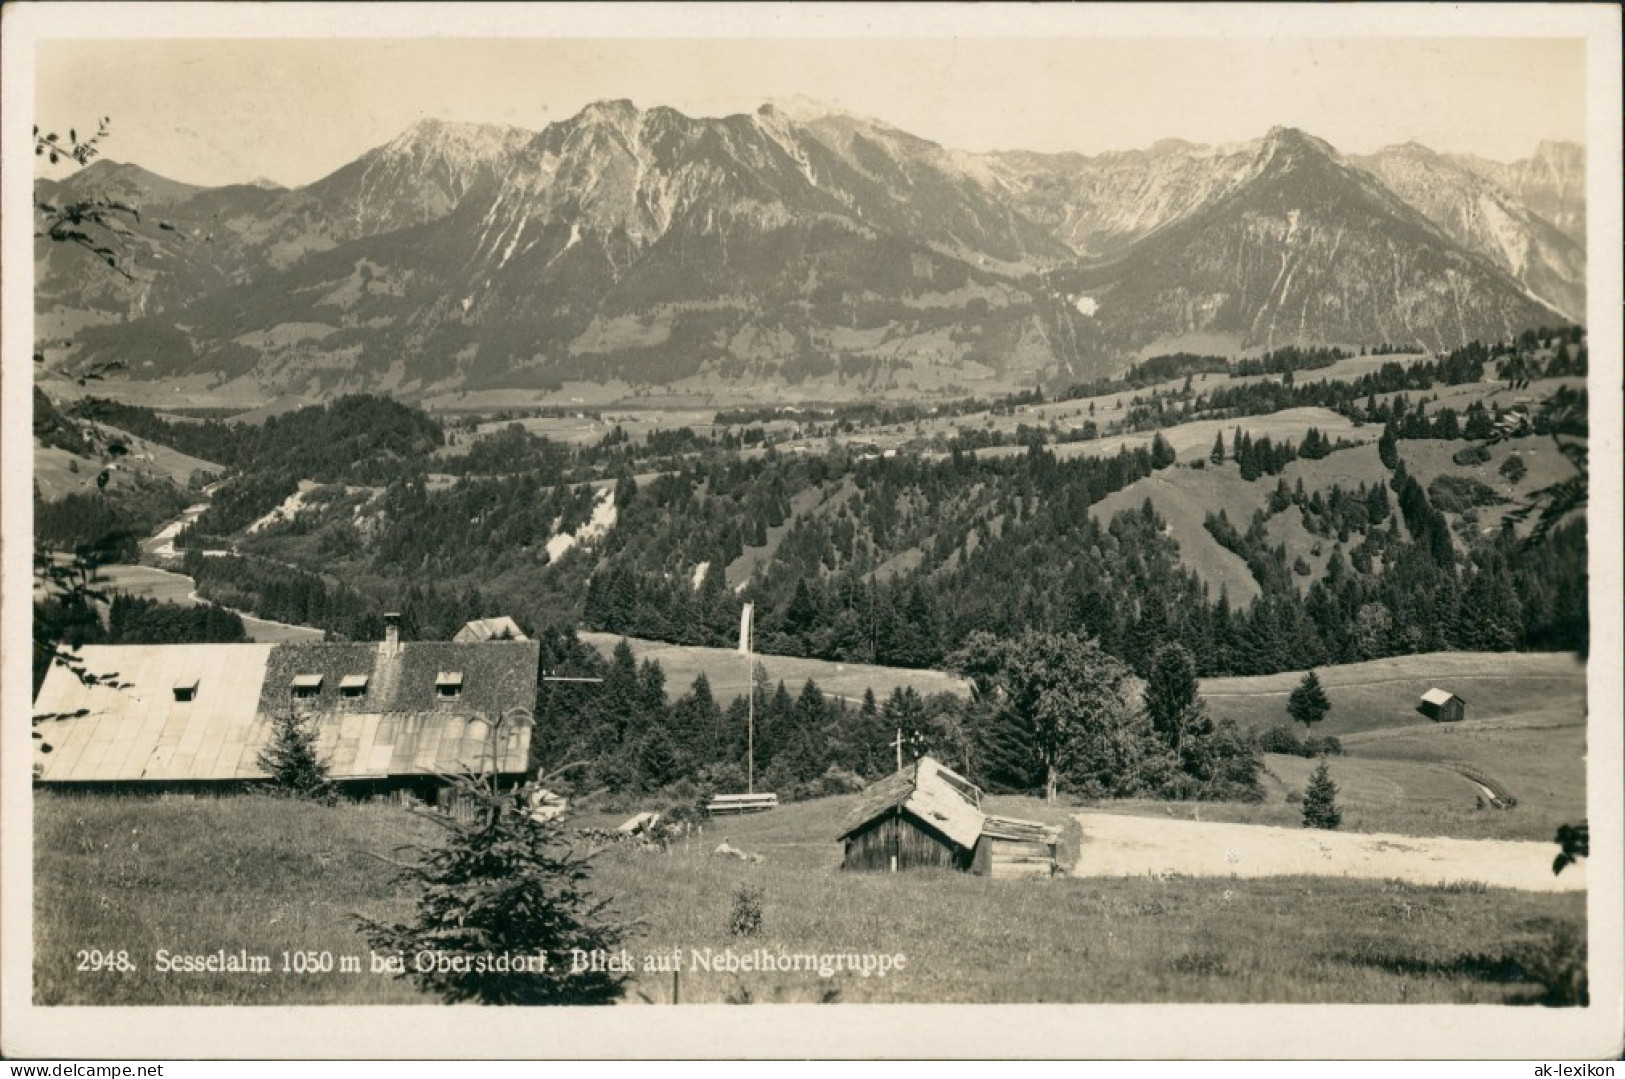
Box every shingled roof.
[838,757,986,850]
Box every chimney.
[383,612,401,651]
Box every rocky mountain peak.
[1259,126,1342,164]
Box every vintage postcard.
[3,1,1620,1060]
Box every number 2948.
[76,949,136,972]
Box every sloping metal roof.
[34,644,277,783]
[1420,687,1461,706]
[839,757,986,851]
[34,639,540,782]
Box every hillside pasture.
[440,407,730,454]
[1398,435,1580,538]
[1193,651,1586,842]
[1276,440,1389,492]
[724,484,832,588]
[576,631,969,705]
[1339,715,1587,843]
[1089,465,1266,606]
[34,792,1586,1006]
[1087,440,1406,601]
[87,564,325,643]
[31,443,101,502]
[33,421,223,504]
[35,374,275,413]
[969,406,1369,465]
[1201,651,1585,738]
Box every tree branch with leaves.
[34,117,139,278]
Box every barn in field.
[32,616,540,799]
[1417,688,1467,723]
[839,757,1059,878]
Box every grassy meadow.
[34,790,1586,1006]
[1202,651,1586,738]
[576,631,970,704]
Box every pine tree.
[1287,669,1332,733]
[1301,761,1342,829]
[256,709,335,803]
[1150,433,1176,470]
[1377,421,1400,470]
[1210,431,1226,466]
[1145,643,1199,750]
[355,776,628,1004]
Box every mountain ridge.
[37,102,1582,400]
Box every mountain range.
[35,100,1585,400]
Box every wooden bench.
[706,792,780,816]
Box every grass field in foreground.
[35,793,1585,1006]
[577,631,969,704]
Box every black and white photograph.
[3,2,1620,1061]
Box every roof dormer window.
[173,677,199,703]
[340,674,369,699]
[291,674,323,699]
[435,671,464,699]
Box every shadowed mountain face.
[1352,142,1585,321]
[1448,141,1586,247]
[37,103,1579,399]
[1050,128,1568,352]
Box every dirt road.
[1072,811,1584,893]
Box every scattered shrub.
[1499,455,1528,484]
[1427,474,1503,513]
[729,883,765,938]
[1166,950,1230,976]
[1451,444,1493,467]
[1259,726,1303,755]
[1259,726,1343,758]
[1514,921,1588,1006]
[791,765,868,801]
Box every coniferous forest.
[33,330,1588,802]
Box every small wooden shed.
[1418,688,1467,723]
[839,757,1059,877]
[840,758,983,872]
[974,815,1061,879]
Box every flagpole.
[740,602,755,794]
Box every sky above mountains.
[37,34,1584,189]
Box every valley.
[26,87,1598,1019]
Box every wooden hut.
[840,758,983,872]
[1417,688,1467,723]
[839,757,1059,877]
